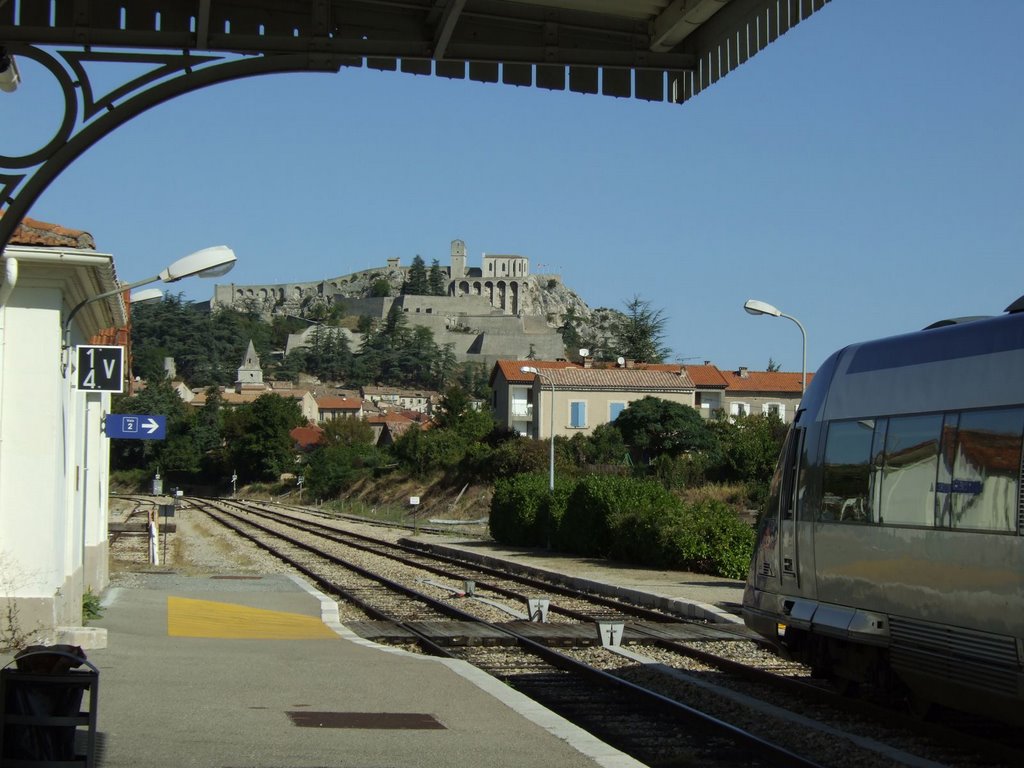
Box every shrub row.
[489,473,755,579]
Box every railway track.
[171,496,1022,767]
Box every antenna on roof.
[579,348,590,358]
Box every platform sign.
[76,345,124,393]
[105,413,166,440]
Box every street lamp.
[743,299,807,395]
[62,245,236,361]
[520,366,554,492]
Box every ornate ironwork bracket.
[0,44,340,247]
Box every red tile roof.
[290,423,324,449]
[316,396,362,410]
[722,369,813,394]
[4,214,96,249]
[683,364,729,388]
[539,367,695,390]
[490,359,582,386]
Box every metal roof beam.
[432,0,468,60]
[651,0,729,53]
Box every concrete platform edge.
[288,574,646,768]
[403,539,745,625]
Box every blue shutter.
[571,401,586,428]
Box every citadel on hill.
[212,239,599,366]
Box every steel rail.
[195,497,826,768]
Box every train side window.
[822,420,874,523]
[879,414,943,527]
[935,413,960,527]
[868,417,888,525]
[948,407,1024,533]
[781,427,802,520]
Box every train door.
[778,424,805,589]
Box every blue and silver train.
[743,297,1024,723]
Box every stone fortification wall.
[209,241,606,366]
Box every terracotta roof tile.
[4,214,96,249]
[539,367,695,390]
[684,364,729,388]
[316,396,362,409]
[723,370,814,394]
[490,359,582,386]
[290,424,324,449]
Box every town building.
[491,359,696,440]
[490,359,811,438]
[0,216,126,647]
[316,395,363,422]
[721,366,811,422]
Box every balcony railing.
[510,404,533,418]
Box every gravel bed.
[561,645,1005,768]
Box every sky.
[2,0,1021,373]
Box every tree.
[434,385,494,439]
[110,378,200,476]
[614,295,670,363]
[321,417,374,447]
[369,278,391,297]
[428,259,447,296]
[559,307,584,356]
[222,394,305,482]
[402,255,429,295]
[614,397,712,462]
[303,427,382,498]
[766,358,782,372]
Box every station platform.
[4,527,749,768]
[76,572,645,768]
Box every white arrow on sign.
[143,418,161,435]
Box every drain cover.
[286,711,445,730]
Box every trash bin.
[0,645,99,767]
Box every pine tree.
[403,255,429,295]
[429,259,448,296]
[615,296,670,363]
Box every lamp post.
[520,366,554,492]
[61,245,236,371]
[743,299,807,395]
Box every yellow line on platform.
[167,596,338,639]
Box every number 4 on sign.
[75,345,124,393]
[81,354,117,388]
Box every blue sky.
[3,0,1021,373]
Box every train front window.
[948,407,1024,532]
[879,414,943,527]
[822,420,874,522]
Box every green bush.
[489,473,573,547]
[607,487,686,565]
[109,468,151,493]
[649,452,708,490]
[659,499,756,579]
[486,438,550,479]
[557,475,681,559]
[82,590,103,622]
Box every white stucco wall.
[0,248,121,640]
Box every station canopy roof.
[1,0,832,105]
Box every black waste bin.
[0,645,99,767]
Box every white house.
[0,218,126,648]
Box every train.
[742,295,1024,725]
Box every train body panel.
[743,307,1024,722]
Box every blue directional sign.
[105,414,166,440]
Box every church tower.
[449,239,467,280]
[235,339,264,392]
